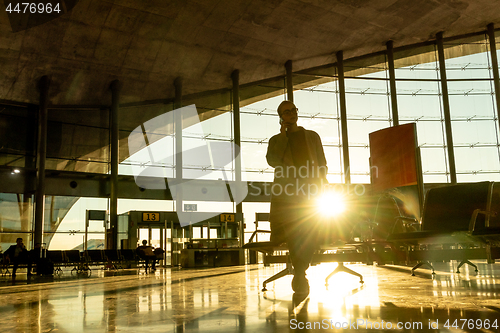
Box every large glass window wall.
[444,35,500,181]
[394,44,449,183]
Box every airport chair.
[386,182,499,275]
[119,249,138,268]
[85,250,106,267]
[66,250,91,276]
[104,250,121,270]
[46,250,65,275]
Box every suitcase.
[36,258,54,276]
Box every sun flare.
[317,192,346,216]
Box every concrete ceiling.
[1,0,500,106]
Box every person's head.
[142,240,147,245]
[16,238,23,246]
[277,100,298,125]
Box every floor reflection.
[0,261,499,332]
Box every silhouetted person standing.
[266,100,327,294]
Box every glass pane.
[345,78,390,119]
[401,120,446,147]
[294,80,339,117]
[118,214,128,250]
[0,105,36,168]
[454,146,500,174]
[0,193,33,251]
[451,120,498,146]
[242,202,271,243]
[120,103,174,177]
[182,89,231,114]
[348,120,390,146]
[151,228,161,248]
[240,100,283,143]
[420,147,448,183]
[183,111,234,181]
[398,94,442,121]
[240,77,285,104]
[448,81,495,119]
[348,147,371,184]
[324,146,342,182]
[344,53,387,77]
[43,196,79,247]
[240,84,285,184]
[46,108,110,173]
[394,44,438,80]
[0,154,31,168]
[444,35,490,80]
[138,228,149,245]
[241,142,271,179]
[49,197,108,250]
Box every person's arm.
[266,133,288,168]
[4,249,9,259]
[4,246,13,261]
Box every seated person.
[4,238,32,277]
[136,240,156,272]
[154,247,165,260]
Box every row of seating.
[1,249,146,276]
[244,181,500,291]
[380,181,500,275]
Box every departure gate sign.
[143,212,160,222]
[220,213,235,223]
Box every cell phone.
[279,116,283,125]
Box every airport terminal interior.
[2,0,500,331]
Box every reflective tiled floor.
[1,261,500,332]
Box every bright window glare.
[317,192,345,216]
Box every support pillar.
[231,70,243,216]
[336,51,351,184]
[285,60,293,102]
[386,40,399,126]
[436,32,457,184]
[109,79,121,249]
[174,77,183,215]
[34,75,49,250]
